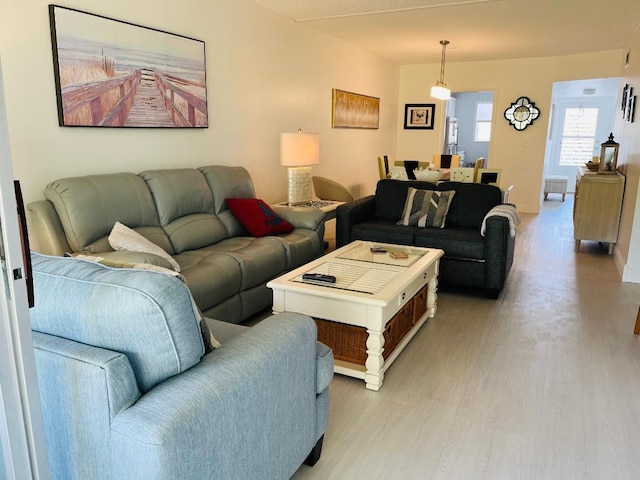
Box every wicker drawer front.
[315,320,368,365]
[412,285,428,325]
[315,297,416,365]
[383,301,413,359]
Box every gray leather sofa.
[28,165,326,323]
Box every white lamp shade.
[280,132,320,166]
[431,84,451,100]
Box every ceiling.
[255,0,640,65]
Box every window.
[474,102,493,142]
[559,107,599,166]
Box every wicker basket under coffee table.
[267,241,443,391]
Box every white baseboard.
[618,248,640,283]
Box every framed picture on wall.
[49,5,208,128]
[403,103,435,129]
[331,89,380,129]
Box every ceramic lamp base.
[287,166,312,205]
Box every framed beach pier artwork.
[48,5,208,128]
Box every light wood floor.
[292,195,640,480]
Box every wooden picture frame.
[404,103,435,130]
[49,5,208,128]
[331,89,380,129]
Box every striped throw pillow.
[397,187,456,228]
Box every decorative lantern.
[598,133,619,174]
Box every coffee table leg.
[364,329,384,391]
[427,275,438,318]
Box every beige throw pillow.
[108,222,181,272]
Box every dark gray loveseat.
[336,179,516,298]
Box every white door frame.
[0,57,50,480]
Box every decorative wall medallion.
[504,96,540,131]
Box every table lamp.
[280,129,320,205]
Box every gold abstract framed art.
[331,89,380,129]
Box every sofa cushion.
[397,188,455,228]
[30,253,205,393]
[207,236,288,289]
[374,179,436,221]
[44,173,172,254]
[199,165,257,237]
[350,219,418,246]
[108,221,181,271]
[226,198,294,237]
[414,226,485,260]
[174,250,243,312]
[141,169,230,254]
[436,182,502,229]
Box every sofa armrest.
[272,205,326,231]
[484,216,516,292]
[32,332,142,479]
[110,312,328,480]
[27,200,72,255]
[336,195,376,248]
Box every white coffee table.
[267,241,443,391]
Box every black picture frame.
[403,103,435,130]
[626,87,634,121]
[622,84,629,113]
[49,5,208,128]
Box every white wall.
[614,23,640,282]
[0,0,399,244]
[397,51,621,213]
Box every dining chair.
[472,157,486,182]
[477,168,501,187]
[432,154,461,169]
[450,167,475,183]
[377,155,391,179]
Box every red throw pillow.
[225,198,294,238]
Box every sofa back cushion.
[141,169,230,254]
[374,179,436,221]
[436,182,502,228]
[30,253,204,393]
[44,173,172,254]
[199,166,257,237]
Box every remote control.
[370,246,387,253]
[302,273,336,283]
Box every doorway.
[543,78,618,191]
[443,91,494,167]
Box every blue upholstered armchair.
[29,253,333,479]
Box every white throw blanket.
[481,204,520,237]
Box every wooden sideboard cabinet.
[573,166,625,254]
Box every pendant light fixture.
[431,40,451,100]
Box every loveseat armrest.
[483,215,516,294]
[110,312,330,480]
[336,195,376,248]
[27,200,72,255]
[272,205,326,231]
